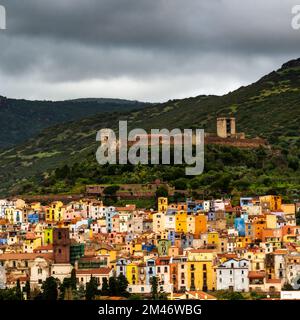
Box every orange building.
[194,214,207,237]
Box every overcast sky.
[0,0,300,102]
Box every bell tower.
[53,227,70,264]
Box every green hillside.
[0,58,299,199]
[0,96,150,148]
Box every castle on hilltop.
[204,117,267,148]
[98,117,267,149]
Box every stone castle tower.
[217,117,236,138]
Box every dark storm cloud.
[0,0,300,101]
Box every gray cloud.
[0,0,300,101]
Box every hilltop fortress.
[204,117,267,148]
[99,117,267,149]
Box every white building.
[216,258,249,292]
[76,268,112,290]
[51,264,73,282]
[0,265,6,289]
[128,283,173,294]
[30,256,51,289]
[165,214,176,230]
[203,201,211,212]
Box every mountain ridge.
[0,58,299,197]
[0,96,150,149]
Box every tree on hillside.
[24,280,31,300]
[150,276,158,300]
[70,268,77,290]
[76,284,86,300]
[103,185,120,196]
[0,288,20,300]
[101,277,109,296]
[108,276,118,296]
[117,274,129,297]
[155,186,168,198]
[41,277,58,300]
[16,279,23,300]
[174,178,188,190]
[85,275,98,300]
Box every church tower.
[53,227,70,264]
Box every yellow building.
[126,263,139,285]
[43,227,53,245]
[259,195,282,212]
[160,231,169,240]
[175,210,187,233]
[97,247,118,264]
[30,202,41,210]
[130,242,143,255]
[158,197,168,213]
[207,231,219,246]
[186,249,216,291]
[243,250,265,271]
[46,201,65,222]
[266,214,277,229]
[281,204,296,215]
[5,208,14,223]
[23,236,42,253]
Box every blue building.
[142,243,156,253]
[240,197,253,207]
[28,213,39,224]
[208,211,215,221]
[106,206,118,233]
[145,258,156,285]
[234,217,246,236]
[168,230,176,245]
[0,238,7,245]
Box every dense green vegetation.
[0,58,299,199]
[0,96,149,148]
[4,144,300,203]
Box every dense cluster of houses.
[0,195,299,299]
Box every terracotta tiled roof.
[0,253,53,261]
[76,267,111,275]
[273,249,288,255]
[266,279,281,284]
[248,271,265,279]
[33,244,53,252]
[189,249,215,253]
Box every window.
[38,268,42,275]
